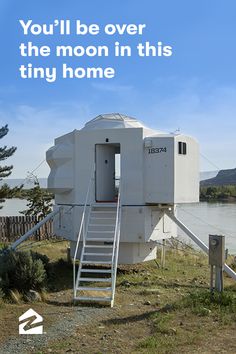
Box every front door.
[95,144,116,202]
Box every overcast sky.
[0,0,236,178]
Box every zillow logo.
[19,308,43,334]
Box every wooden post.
[161,239,166,268]
[6,217,10,241]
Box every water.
[1,199,236,253]
[0,198,28,216]
[177,202,236,254]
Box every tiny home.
[47,113,199,262]
[46,113,199,304]
[12,113,236,306]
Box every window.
[178,141,187,155]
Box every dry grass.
[0,240,236,353]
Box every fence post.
[0,215,54,243]
[6,217,10,240]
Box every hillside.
[201,168,236,186]
[200,170,218,181]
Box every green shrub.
[0,249,46,294]
[31,251,50,274]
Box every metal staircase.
[73,184,121,307]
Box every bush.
[0,249,47,294]
[31,251,50,274]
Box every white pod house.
[46,113,199,264]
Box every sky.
[0,0,236,178]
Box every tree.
[0,125,17,208]
[21,174,53,239]
[21,175,53,219]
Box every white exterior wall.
[174,135,199,203]
[53,205,176,243]
[75,128,144,205]
[47,131,75,205]
[144,135,199,204]
[144,136,174,203]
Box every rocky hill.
[200,170,218,181]
[201,168,236,186]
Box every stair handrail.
[73,166,94,292]
[111,181,122,302]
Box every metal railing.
[73,168,95,297]
[111,181,122,305]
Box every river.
[177,202,236,254]
[1,199,236,254]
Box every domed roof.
[82,113,161,136]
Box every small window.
[178,141,187,155]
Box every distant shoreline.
[3,196,236,203]
[200,185,236,203]
[200,196,236,202]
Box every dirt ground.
[1,242,236,354]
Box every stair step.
[83,253,113,256]
[84,244,113,248]
[92,203,117,207]
[79,277,112,282]
[91,211,116,214]
[86,238,114,242]
[81,260,112,265]
[88,224,115,227]
[87,230,114,234]
[77,286,112,291]
[80,269,112,273]
[90,217,116,220]
[73,200,120,306]
[74,296,112,302]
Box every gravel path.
[0,305,116,354]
